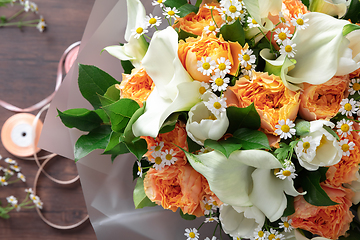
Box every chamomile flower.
[23,0,30,12]
[222,0,243,19]
[279,217,294,232]
[339,139,355,157]
[6,196,17,204]
[184,228,200,240]
[208,196,219,209]
[204,95,227,116]
[197,57,216,76]
[240,67,255,81]
[233,236,242,240]
[280,39,296,58]
[267,229,281,240]
[203,198,214,215]
[274,119,296,139]
[30,1,38,13]
[204,4,219,11]
[5,158,16,165]
[247,17,260,28]
[210,73,230,92]
[10,165,21,172]
[339,98,358,117]
[239,48,256,67]
[278,12,290,26]
[204,237,217,240]
[19,0,26,5]
[204,216,219,223]
[296,136,317,158]
[349,78,360,95]
[336,119,353,138]
[3,169,14,176]
[214,57,231,77]
[17,172,26,182]
[0,176,8,186]
[144,14,162,28]
[198,82,211,99]
[35,199,43,209]
[152,0,166,7]
[136,161,143,178]
[25,188,33,194]
[131,24,149,39]
[36,18,47,32]
[30,194,40,203]
[152,151,166,170]
[150,141,164,157]
[163,149,177,165]
[291,13,309,30]
[204,21,220,35]
[276,165,297,180]
[163,7,180,20]
[252,227,267,240]
[274,28,292,44]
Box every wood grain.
[0,0,97,239]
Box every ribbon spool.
[1,113,43,157]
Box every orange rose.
[117,68,154,107]
[298,75,349,121]
[229,72,300,135]
[282,0,309,19]
[173,2,224,36]
[178,33,243,83]
[289,184,354,239]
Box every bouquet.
[55,0,360,239]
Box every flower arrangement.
[58,0,360,239]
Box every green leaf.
[133,176,157,209]
[318,167,329,183]
[0,213,10,219]
[164,0,187,8]
[159,113,180,134]
[282,195,295,217]
[195,0,202,7]
[204,138,242,158]
[343,23,360,36]
[219,19,245,46]
[98,94,116,107]
[74,125,112,162]
[274,142,291,161]
[323,125,340,141]
[232,128,270,150]
[180,209,196,220]
[125,138,148,160]
[295,119,310,136]
[178,4,199,17]
[57,108,103,132]
[226,103,261,133]
[104,84,120,102]
[102,98,140,133]
[187,136,202,153]
[176,27,199,40]
[103,131,129,160]
[342,0,360,22]
[339,230,360,240]
[121,60,135,74]
[301,0,310,8]
[78,64,119,109]
[94,109,110,124]
[122,102,146,143]
[299,171,338,206]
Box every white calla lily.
[186,99,229,145]
[185,150,303,221]
[103,0,148,67]
[220,204,265,239]
[132,27,201,137]
[309,0,350,18]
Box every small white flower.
[6,196,17,204]
[214,57,231,77]
[198,82,211,99]
[204,95,227,116]
[150,141,164,157]
[19,0,26,5]
[203,198,214,215]
[296,136,318,159]
[275,119,296,139]
[37,16,46,32]
[280,39,296,58]
[204,4,219,12]
[131,24,149,39]
[25,188,33,193]
[3,169,14,176]
[222,0,243,19]
[163,7,180,20]
[210,73,230,92]
[279,12,290,26]
[291,13,309,30]
[30,194,40,203]
[136,161,143,178]
[239,48,256,67]
[29,2,38,13]
[339,98,358,117]
[197,57,216,76]
[204,21,220,35]
[10,165,21,172]
[204,237,217,240]
[35,199,43,209]
[144,14,162,28]
[336,119,353,138]
[162,149,177,165]
[247,17,260,28]
[267,228,281,240]
[184,228,200,240]
[349,78,360,95]
[17,172,26,182]
[5,158,16,165]
[152,151,166,171]
[23,0,30,12]
[152,0,166,7]
[0,176,8,186]
[276,165,297,180]
[251,226,267,240]
[279,217,293,232]
[339,139,355,157]
[204,216,219,223]
[274,28,292,44]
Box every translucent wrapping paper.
[39,0,219,239]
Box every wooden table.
[0,0,97,239]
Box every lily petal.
[309,0,350,18]
[124,0,146,42]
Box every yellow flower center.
[282,170,291,177]
[199,86,206,94]
[136,27,143,34]
[138,166,141,172]
[285,45,293,53]
[155,145,161,151]
[209,25,216,32]
[0,178,5,182]
[278,32,287,40]
[258,231,264,237]
[281,124,290,133]
[245,64,252,70]
[342,143,350,152]
[252,19,257,24]
[157,0,162,3]
[149,18,157,25]
[189,232,195,238]
[213,102,221,109]
[166,154,172,161]
[218,63,226,71]
[205,203,212,210]
[240,10,244,14]
[243,54,250,61]
[207,114,217,120]
[269,234,276,240]
[203,62,210,70]
[284,221,290,228]
[341,124,350,132]
[303,142,310,149]
[244,75,250,80]
[344,103,353,111]
[155,157,162,165]
[215,78,224,86]
[296,18,304,25]
[213,201,218,206]
[229,5,237,13]
[227,16,233,22]
[353,82,360,91]
[281,17,286,23]
[168,10,175,16]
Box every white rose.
[295,120,342,171]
